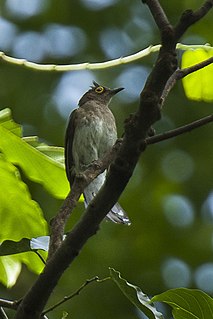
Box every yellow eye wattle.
[95,86,104,94]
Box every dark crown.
[78,81,124,107]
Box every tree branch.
[146,114,213,145]
[142,0,171,32]
[161,56,213,104]
[42,276,109,315]
[175,0,213,39]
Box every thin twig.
[0,45,160,72]
[42,276,110,315]
[146,114,213,145]
[161,56,213,104]
[0,44,212,72]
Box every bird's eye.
[95,86,104,94]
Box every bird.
[65,81,131,225]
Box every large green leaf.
[0,109,69,199]
[109,268,164,319]
[0,155,47,241]
[0,155,48,286]
[152,288,213,319]
[181,48,213,102]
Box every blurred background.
[0,0,213,318]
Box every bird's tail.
[83,174,131,225]
[105,202,131,225]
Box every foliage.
[0,108,68,286]
[182,48,213,101]
[110,268,213,319]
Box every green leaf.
[0,256,22,288]
[109,268,164,319]
[181,48,213,102]
[0,155,47,242]
[0,155,48,286]
[0,108,22,136]
[23,136,65,164]
[0,115,69,199]
[152,288,213,319]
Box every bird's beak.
[111,87,124,95]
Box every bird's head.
[78,81,124,107]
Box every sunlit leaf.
[0,155,47,242]
[0,256,22,288]
[23,136,65,164]
[181,48,213,102]
[110,268,164,319]
[0,120,69,199]
[0,108,22,136]
[18,251,46,275]
[152,288,213,319]
[0,251,47,287]
[0,155,48,285]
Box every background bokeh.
[0,0,213,318]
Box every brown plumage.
[65,81,130,225]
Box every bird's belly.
[72,116,117,170]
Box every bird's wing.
[65,109,77,186]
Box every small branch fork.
[161,56,213,104]
[42,276,109,316]
[0,277,109,317]
[14,1,213,319]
